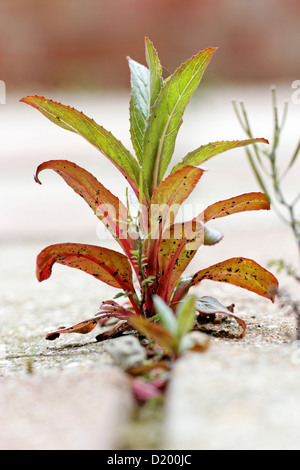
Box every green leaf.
[143,47,217,194]
[191,257,279,302]
[176,294,197,339]
[128,57,150,163]
[21,95,141,195]
[153,295,177,335]
[37,242,135,293]
[35,160,134,258]
[171,138,269,174]
[203,192,270,222]
[145,37,163,109]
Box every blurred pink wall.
[0,0,299,88]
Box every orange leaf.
[35,160,134,257]
[150,165,204,236]
[128,315,176,356]
[37,242,135,293]
[158,220,204,303]
[191,257,278,302]
[203,192,270,222]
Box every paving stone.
[163,342,300,450]
[0,368,133,450]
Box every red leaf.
[35,160,134,259]
[148,166,204,276]
[203,192,270,222]
[150,165,204,235]
[191,257,279,302]
[131,378,162,403]
[157,220,204,303]
[37,243,135,293]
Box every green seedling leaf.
[143,47,217,194]
[35,160,134,258]
[37,242,135,293]
[171,138,269,173]
[191,257,279,302]
[128,57,150,163]
[153,295,177,335]
[176,294,197,339]
[21,95,141,197]
[145,37,163,109]
[203,192,270,222]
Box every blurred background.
[1,0,300,89]
[0,0,299,276]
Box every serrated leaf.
[21,95,141,196]
[37,242,135,293]
[35,160,134,258]
[128,57,150,163]
[171,138,269,173]
[145,37,162,109]
[191,257,279,302]
[203,192,270,222]
[143,47,217,194]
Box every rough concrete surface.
[1,86,300,450]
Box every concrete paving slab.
[0,368,133,450]
[163,312,300,450]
